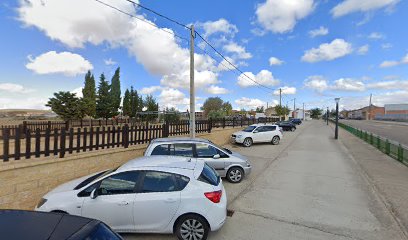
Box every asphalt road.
[340,120,408,147]
[122,121,406,240]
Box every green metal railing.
[337,122,408,166]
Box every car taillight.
[204,190,222,203]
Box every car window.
[256,126,267,132]
[151,144,170,155]
[196,143,218,158]
[243,125,256,132]
[264,126,277,131]
[78,182,99,197]
[173,143,194,157]
[99,171,140,195]
[198,163,220,186]
[142,171,178,193]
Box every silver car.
[144,138,251,183]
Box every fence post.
[123,125,129,148]
[385,139,390,155]
[222,118,225,129]
[2,128,10,161]
[163,121,169,137]
[47,121,51,129]
[65,120,69,130]
[80,119,83,128]
[398,144,403,162]
[15,126,21,160]
[60,128,66,158]
[208,118,212,133]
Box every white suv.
[36,156,227,240]
[231,124,283,147]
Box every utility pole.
[303,103,305,121]
[326,107,329,125]
[293,98,296,118]
[368,93,372,120]
[189,25,195,138]
[279,88,282,106]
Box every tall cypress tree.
[82,70,96,118]
[96,73,112,119]
[110,67,121,117]
[130,86,140,118]
[123,89,131,117]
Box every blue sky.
[0,0,407,111]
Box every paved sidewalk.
[337,124,408,238]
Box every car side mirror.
[213,154,220,159]
[90,188,98,199]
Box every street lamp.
[326,107,329,125]
[335,98,340,139]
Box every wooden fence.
[0,117,278,162]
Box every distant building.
[293,109,311,120]
[348,105,384,120]
[264,107,277,117]
[384,104,408,115]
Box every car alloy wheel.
[272,136,280,145]
[176,215,209,240]
[243,138,252,147]
[227,167,243,183]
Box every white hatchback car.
[36,156,227,240]
[231,123,283,147]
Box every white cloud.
[357,44,369,55]
[308,26,328,38]
[158,88,189,109]
[104,58,117,65]
[235,97,266,110]
[139,86,162,95]
[0,97,47,109]
[18,0,219,91]
[273,86,297,95]
[70,86,83,98]
[304,75,328,92]
[368,32,385,40]
[367,80,408,90]
[223,42,252,60]
[26,51,93,76]
[206,85,230,95]
[237,70,280,88]
[0,83,35,93]
[255,0,315,33]
[379,53,408,68]
[381,43,393,49]
[196,18,238,37]
[269,57,284,66]
[301,39,353,63]
[331,78,365,91]
[331,0,400,18]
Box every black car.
[0,210,123,240]
[290,118,302,125]
[276,121,297,131]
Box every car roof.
[150,137,211,144]
[118,156,204,173]
[0,210,100,240]
[250,123,278,127]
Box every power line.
[94,0,189,42]
[123,0,191,30]
[195,31,279,92]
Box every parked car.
[231,124,283,147]
[290,118,302,125]
[144,138,251,183]
[0,209,123,240]
[36,156,226,240]
[276,121,296,131]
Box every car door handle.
[118,201,129,206]
[164,198,177,203]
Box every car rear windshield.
[198,163,220,186]
[243,126,256,132]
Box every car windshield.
[243,126,257,132]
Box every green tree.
[161,107,180,122]
[275,105,290,120]
[110,67,121,116]
[201,97,224,117]
[256,106,264,113]
[129,87,141,118]
[143,95,158,121]
[222,101,233,116]
[96,73,113,119]
[208,110,225,119]
[310,108,323,119]
[46,91,85,120]
[82,70,96,118]
[123,89,131,116]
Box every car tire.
[227,167,244,183]
[175,214,209,240]
[291,127,295,132]
[243,138,253,147]
[271,136,280,145]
